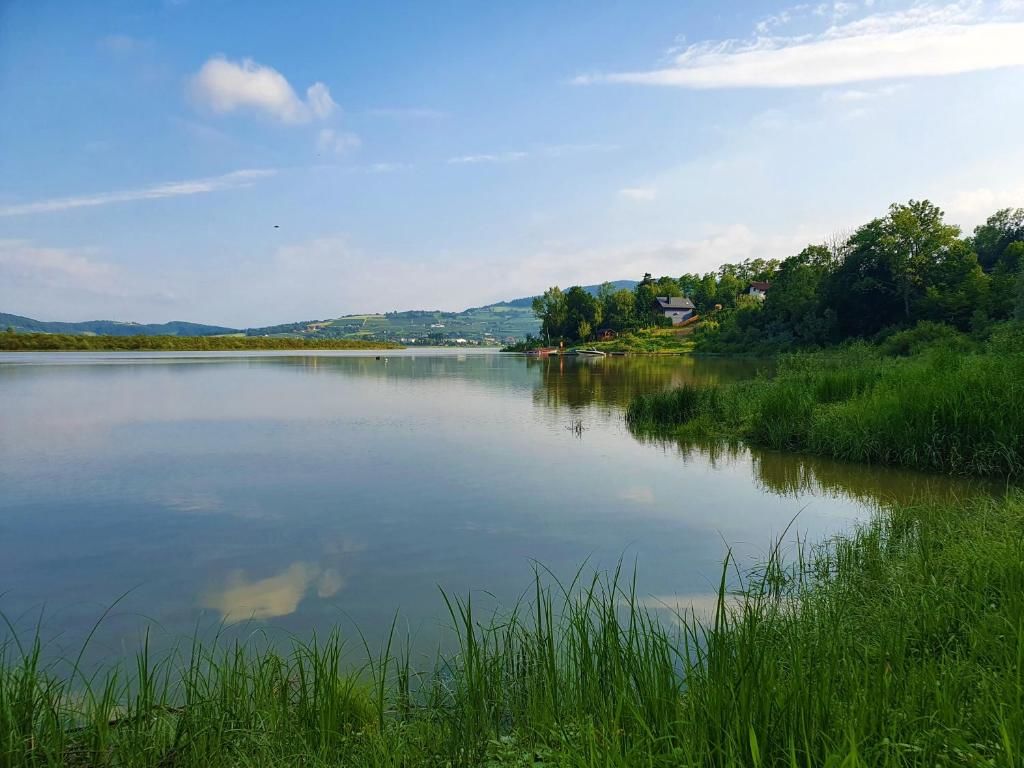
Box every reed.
[628,329,1024,477]
[3,492,1023,766]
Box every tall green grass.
[3,493,1023,766]
[628,330,1024,476]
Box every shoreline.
[3,491,1021,766]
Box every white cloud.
[316,128,361,156]
[619,187,658,201]
[943,184,1024,223]
[0,240,176,319]
[513,225,814,288]
[189,56,337,123]
[0,241,118,294]
[0,169,275,217]
[448,151,529,164]
[576,3,1024,88]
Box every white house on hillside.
[747,281,770,300]
[654,296,695,325]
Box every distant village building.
[654,296,696,325]
[596,328,617,341]
[747,281,771,300]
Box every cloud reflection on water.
[202,562,344,620]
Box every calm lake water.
[0,350,984,661]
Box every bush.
[877,321,972,357]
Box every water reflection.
[528,354,769,412]
[633,432,998,509]
[0,350,996,663]
[203,562,345,620]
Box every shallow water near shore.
[0,349,988,663]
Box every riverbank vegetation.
[589,326,696,354]
[628,321,1024,477]
[696,202,1024,353]
[0,331,402,351]
[528,201,1023,353]
[3,490,1022,766]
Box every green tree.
[1016,267,1024,322]
[634,281,659,327]
[653,276,682,298]
[828,200,962,336]
[971,208,1024,272]
[761,245,834,344]
[532,287,567,343]
[603,288,636,331]
[678,273,702,298]
[716,272,745,308]
[693,274,718,312]
[564,286,601,342]
[989,241,1024,319]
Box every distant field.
[0,333,402,351]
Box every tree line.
[699,201,1023,351]
[531,200,1024,349]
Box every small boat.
[576,348,606,357]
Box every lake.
[0,350,981,662]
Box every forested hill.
[465,280,638,310]
[0,313,238,337]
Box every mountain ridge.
[3,280,640,343]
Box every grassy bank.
[590,326,697,354]
[3,492,1023,766]
[627,325,1024,477]
[0,332,403,352]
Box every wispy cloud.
[365,107,446,119]
[619,187,658,201]
[316,128,361,156]
[0,169,275,217]
[367,162,411,173]
[448,151,528,164]
[189,56,337,123]
[541,142,619,157]
[576,2,1024,88]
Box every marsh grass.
[627,334,1024,477]
[3,493,1024,766]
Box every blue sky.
[1,0,1023,326]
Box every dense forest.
[0,333,401,351]
[531,201,1024,349]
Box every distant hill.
[3,280,641,344]
[467,280,639,310]
[0,313,237,337]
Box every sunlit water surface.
[0,350,983,662]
